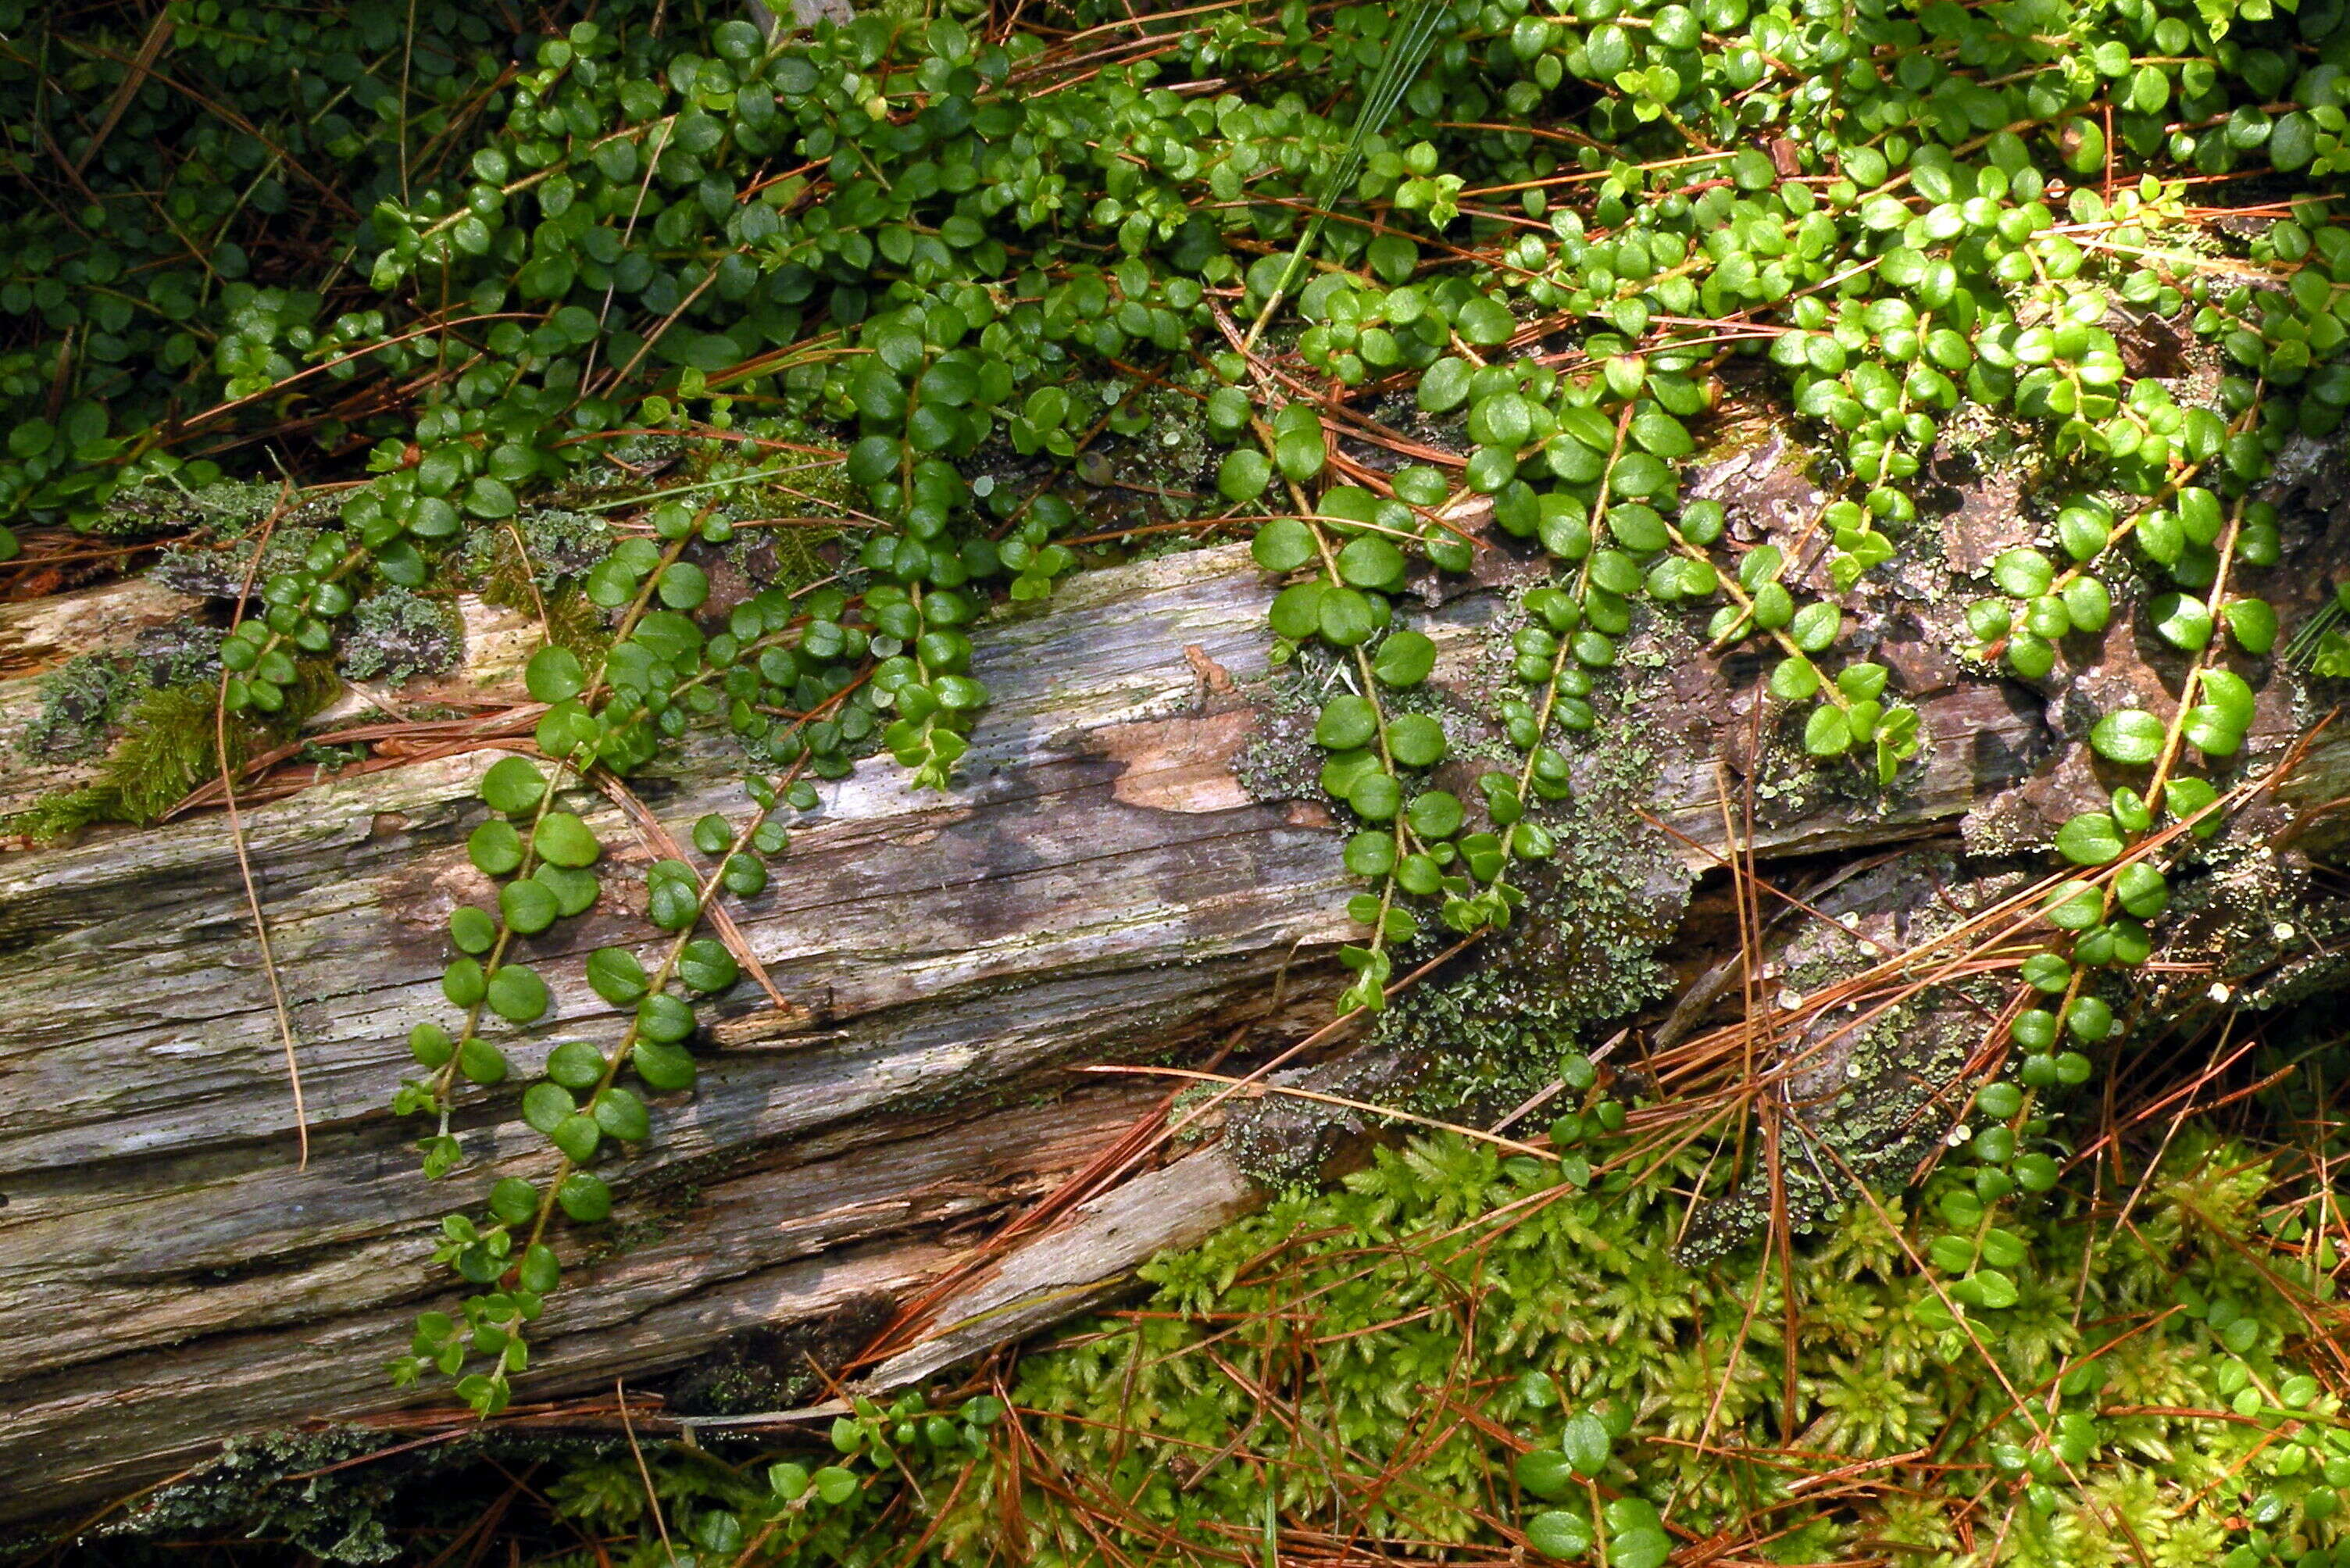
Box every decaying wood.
[5,427,2349,1523]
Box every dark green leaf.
[534,813,601,868]
[557,1172,612,1222]
[1315,695,1380,750]
[1373,630,1438,687]
[677,937,739,993]
[1252,518,1316,572]
[2055,812,2124,865]
[470,820,524,876]
[525,647,585,704]
[587,947,649,1005]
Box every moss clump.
[834,1118,2334,1568]
[1,663,327,842]
[16,653,127,760]
[340,588,461,685]
[17,626,223,762]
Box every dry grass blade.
[214,487,310,1170]
[617,1380,680,1568]
[71,5,174,177]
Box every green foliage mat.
[59,1117,2350,1568]
[10,0,2350,1560]
[809,1127,2349,1567]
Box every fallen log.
[5,432,2346,1524]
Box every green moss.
[857,1124,2342,1568]
[2,665,326,841]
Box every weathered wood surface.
[0,545,1357,1518]
[7,492,2313,1520]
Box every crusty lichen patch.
[1228,659,1695,1185]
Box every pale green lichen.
[462,506,613,588]
[1230,674,1691,1185]
[340,588,462,685]
[16,653,126,760]
[152,525,326,599]
[17,627,223,762]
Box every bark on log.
[5,430,2347,1523]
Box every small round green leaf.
[500,878,561,935]
[556,1171,612,1222]
[486,965,550,1023]
[2223,598,2277,655]
[1789,602,1840,652]
[633,1041,698,1091]
[1514,1451,1577,1502]
[1344,830,1398,877]
[448,905,498,955]
[1387,713,1448,768]
[2088,710,2163,766]
[1525,1509,1595,1560]
[1315,695,1380,750]
[443,957,486,1007]
[2054,812,2124,866]
[677,937,739,994]
[534,812,601,868]
[586,947,649,1005]
[546,1040,607,1090]
[1336,535,1406,591]
[480,757,548,815]
[522,1081,574,1134]
[1218,448,1271,502]
[2148,592,2214,652]
[1373,630,1438,687]
[594,1086,652,1142]
[489,1177,538,1227]
[1991,548,2055,598]
[524,646,586,704]
[1252,518,1316,573]
[458,1036,509,1085]
[469,820,525,876]
[1803,705,1852,757]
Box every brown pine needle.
[216,491,310,1170]
[617,1380,680,1568]
[1080,1065,1554,1160]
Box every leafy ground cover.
[9,0,2350,1560]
